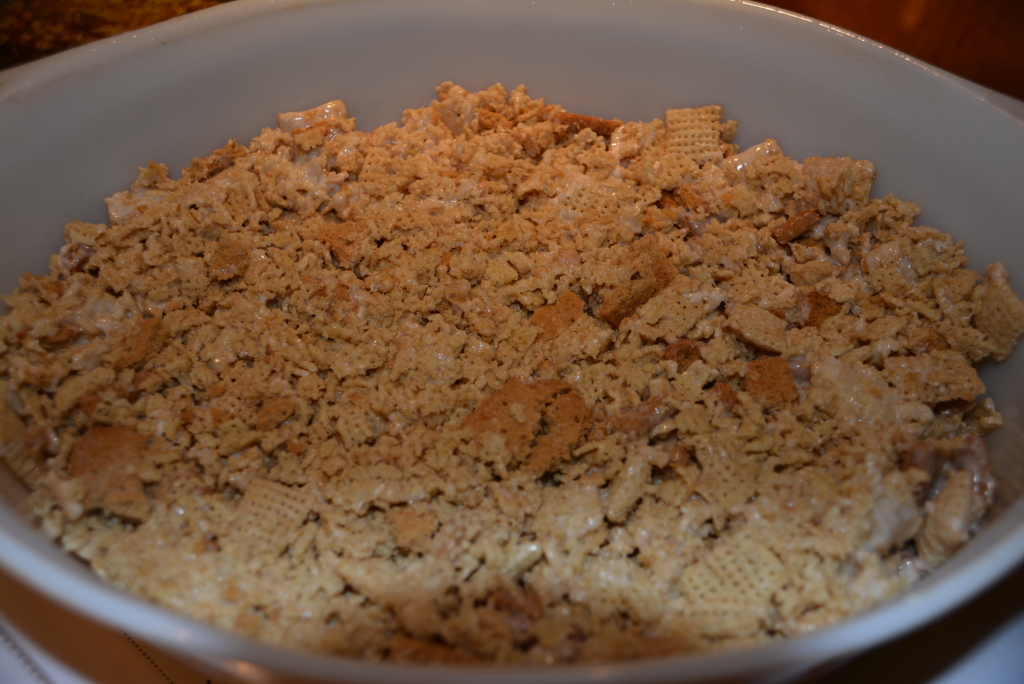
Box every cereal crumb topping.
[1,82,1020,663]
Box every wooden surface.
[0,0,229,70]
[768,0,1024,100]
[1,0,1022,99]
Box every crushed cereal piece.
[605,446,654,523]
[592,397,677,441]
[105,317,166,370]
[800,156,875,215]
[663,339,702,369]
[971,262,1024,361]
[726,303,788,353]
[255,397,296,431]
[674,182,711,214]
[883,350,985,405]
[706,382,740,413]
[208,236,250,281]
[554,111,624,138]
[386,503,439,552]
[788,260,837,287]
[915,470,982,570]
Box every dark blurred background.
[1,0,1022,100]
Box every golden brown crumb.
[532,290,586,342]
[771,209,821,244]
[796,290,842,328]
[68,427,150,522]
[598,235,676,327]
[707,381,740,412]
[744,357,799,410]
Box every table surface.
[1,1,1023,682]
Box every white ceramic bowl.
[1,1,1023,682]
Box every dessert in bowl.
[1,1,1023,682]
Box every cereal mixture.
[2,83,1023,664]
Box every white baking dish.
[0,1,1022,682]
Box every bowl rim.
[3,499,1024,684]
[0,0,1020,117]
[1,1,1023,682]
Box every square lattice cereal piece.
[665,106,726,176]
[726,303,788,353]
[230,478,313,555]
[692,436,759,512]
[680,535,787,638]
[631,276,705,342]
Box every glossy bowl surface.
[1,1,1023,682]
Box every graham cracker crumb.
[745,357,799,410]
